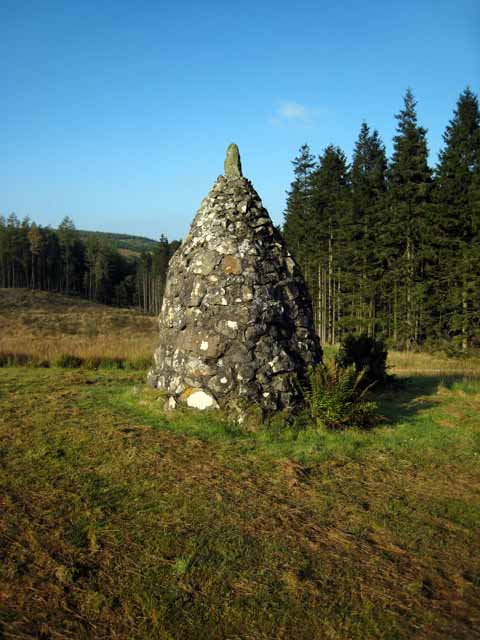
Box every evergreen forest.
[1,87,479,351]
[0,215,180,315]
[284,88,480,351]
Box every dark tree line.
[0,214,179,314]
[283,88,480,351]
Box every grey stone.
[148,145,322,417]
[224,143,243,178]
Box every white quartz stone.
[200,340,209,351]
[186,390,219,410]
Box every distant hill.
[77,230,159,256]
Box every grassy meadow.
[0,289,157,368]
[1,290,479,639]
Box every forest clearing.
[3,1,478,637]
[0,290,479,638]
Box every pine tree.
[435,87,480,349]
[283,144,317,265]
[351,122,388,336]
[44,228,61,291]
[5,214,21,288]
[309,145,351,343]
[58,216,78,294]
[388,89,432,349]
[151,234,171,313]
[135,235,176,314]
[468,162,480,346]
[0,216,6,287]
[27,223,44,289]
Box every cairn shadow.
[375,372,480,427]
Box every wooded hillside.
[0,217,179,315]
[77,230,159,255]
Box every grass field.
[1,290,479,639]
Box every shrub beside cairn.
[303,334,389,430]
[335,334,390,388]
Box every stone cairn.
[148,144,321,417]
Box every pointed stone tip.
[224,143,243,178]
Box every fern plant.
[304,363,378,430]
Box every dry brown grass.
[0,288,157,364]
[2,289,480,376]
[388,350,480,377]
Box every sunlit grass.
[113,371,480,468]
[1,289,480,638]
[389,350,480,376]
[1,367,479,638]
[323,342,480,377]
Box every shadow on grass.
[377,373,479,426]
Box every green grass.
[1,366,479,639]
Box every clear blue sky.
[2,0,478,241]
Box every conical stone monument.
[148,144,321,416]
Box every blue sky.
[2,0,478,241]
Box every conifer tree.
[58,216,82,294]
[435,87,480,348]
[309,145,351,343]
[5,214,21,288]
[283,144,317,266]
[351,122,387,336]
[27,222,44,289]
[388,89,432,349]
